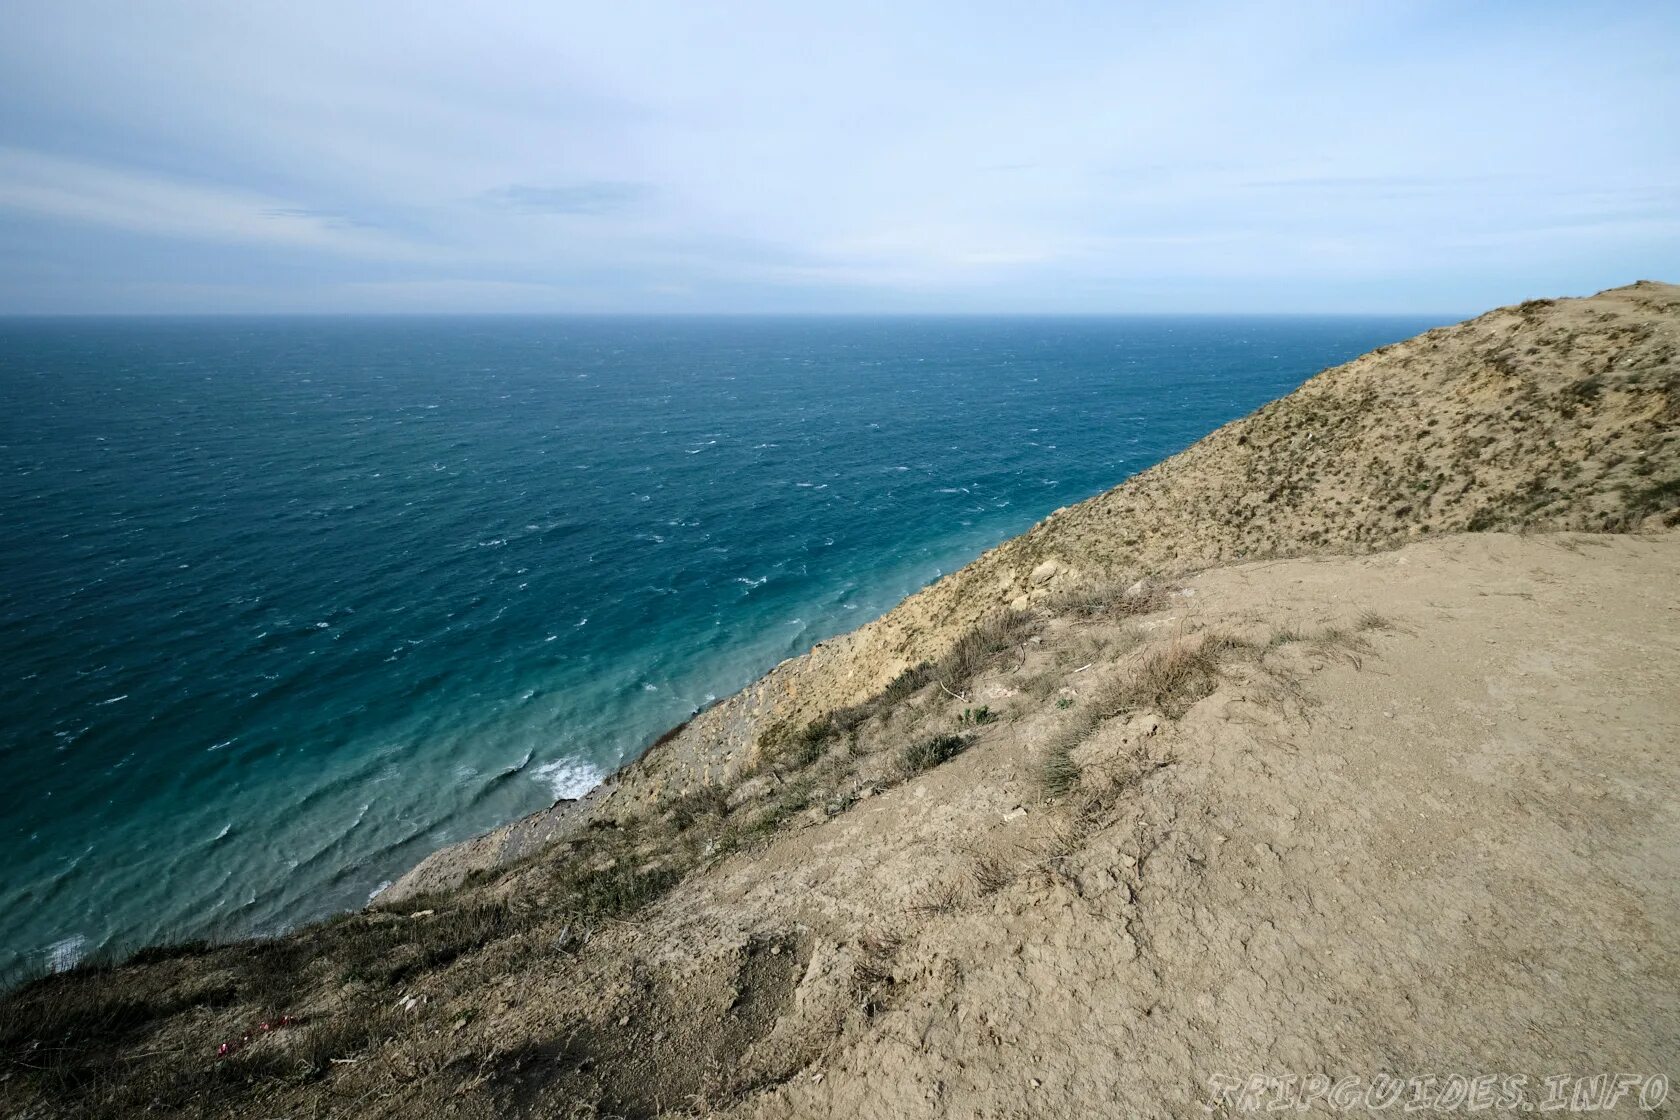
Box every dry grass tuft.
[1039,741,1082,798]
[1043,580,1172,620]
[1096,633,1254,720]
[932,610,1038,696]
[663,783,731,832]
[899,733,970,777]
[905,880,965,919]
[967,851,1014,896]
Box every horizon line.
[0,308,1467,321]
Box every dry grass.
[1039,742,1082,798]
[1095,633,1255,720]
[662,782,731,832]
[899,733,971,777]
[932,610,1038,696]
[1043,580,1171,620]
[756,610,1036,764]
[967,852,1014,896]
[905,880,965,919]
[1038,711,1098,798]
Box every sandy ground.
[585,530,1680,1119]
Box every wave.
[531,757,603,801]
[47,934,87,973]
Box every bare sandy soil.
[681,530,1680,1118]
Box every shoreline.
[377,279,1680,910]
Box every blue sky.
[0,1,1675,314]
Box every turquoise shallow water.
[0,314,1437,974]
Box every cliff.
[394,278,1680,898]
[3,282,1678,1119]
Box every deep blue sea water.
[0,314,1438,975]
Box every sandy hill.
[2,283,1677,1119]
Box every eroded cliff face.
[398,280,1680,899]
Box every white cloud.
[0,148,436,261]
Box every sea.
[0,314,1438,976]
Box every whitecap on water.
[531,758,604,801]
[47,934,87,973]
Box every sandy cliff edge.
[391,279,1680,902]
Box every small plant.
[877,661,934,707]
[1040,742,1080,797]
[905,879,964,919]
[1044,581,1170,620]
[933,610,1038,695]
[968,852,1013,895]
[663,783,730,832]
[1096,634,1253,720]
[1055,697,1074,710]
[899,733,970,776]
[757,716,837,769]
[958,705,996,726]
[1355,610,1394,632]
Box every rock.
[1030,560,1062,585]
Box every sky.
[0,1,1675,315]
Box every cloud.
[0,1,1675,312]
[482,182,652,216]
[259,207,384,230]
[0,147,435,261]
